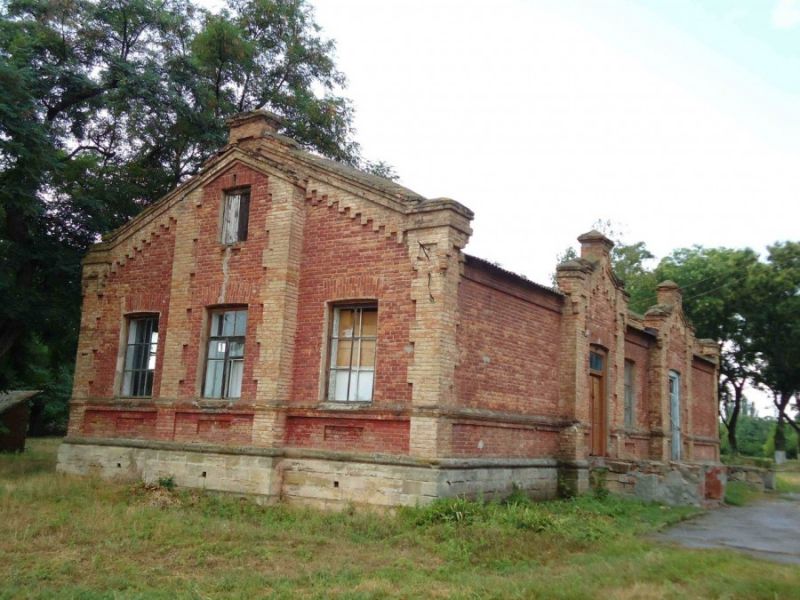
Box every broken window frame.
[221,188,251,244]
[203,308,248,399]
[121,315,159,397]
[327,304,378,402]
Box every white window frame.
[203,308,247,399]
[327,304,378,402]
[121,315,159,397]
[669,370,682,461]
[624,360,635,429]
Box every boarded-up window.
[221,189,250,244]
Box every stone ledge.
[58,441,563,508]
[63,437,560,470]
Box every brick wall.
[285,197,416,453]
[624,332,652,431]
[83,407,157,439]
[450,423,559,457]
[455,261,563,416]
[177,163,271,402]
[285,415,410,454]
[65,126,722,472]
[691,359,717,439]
[291,199,415,408]
[72,163,270,446]
[77,226,175,400]
[173,411,254,445]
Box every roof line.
[463,254,564,298]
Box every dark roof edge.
[463,254,564,298]
[0,390,40,413]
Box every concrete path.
[656,493,800,564]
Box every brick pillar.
[699,339,721,461]
[67,252,111,436]
[405,200,472,459]
[644,312,669,461]
[161,188,201,427]
[684,337,694,461]
[612,300,628,458]
[251,177,307,447]
[555,259,592,463]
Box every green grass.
[1,439,799,599]
[724,481,763,506]
[776,471,800,494]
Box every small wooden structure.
[0,391,39,452]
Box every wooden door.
[590,372,607,456]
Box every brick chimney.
[226,110,284,144]
[656,280,682,307]
[577,230,614,263]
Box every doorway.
[589,349,607,456]
[669,371,681,461]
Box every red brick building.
[58,111,723,507]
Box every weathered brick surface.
[61,112,722,507]
[450,423,559,457]
[285,416,410,454]
[691,359,717,438]
[624,333,652,431]
[455,262,562,417]
[173,411,254,445]
[175,163,271,403]
[76,225,175,401]
[83,408,157,439]
[291,199,415,409]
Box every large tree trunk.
[775,392,800,436]
[726,382,744,455]
[775,412,786,453]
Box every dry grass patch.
[1,439,799,599]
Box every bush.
[157,476,176,491]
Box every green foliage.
[5,440,800,599]
[552,220,657,308]
[764,425,799,460]
[747,242,800,424]
[0,0,392,427]
[720,415,777,457]
[157,475,176,491]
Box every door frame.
[669,370,681,461]
[589,347,608,456]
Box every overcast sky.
[204,0,799,414]
[304,0,800,282]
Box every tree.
[0,0,374,431]
[747,242,800,452]
[656,246,761,454]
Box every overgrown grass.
[1,439,799,599]
[776,471,800,494]
[724,481,763,506]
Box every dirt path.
[657,493,800,564]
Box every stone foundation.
[726,464,775,491]
[590,458,726,506]
[57,438,281,498]
[58,438,560,509]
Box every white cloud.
[772,0,800,29]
